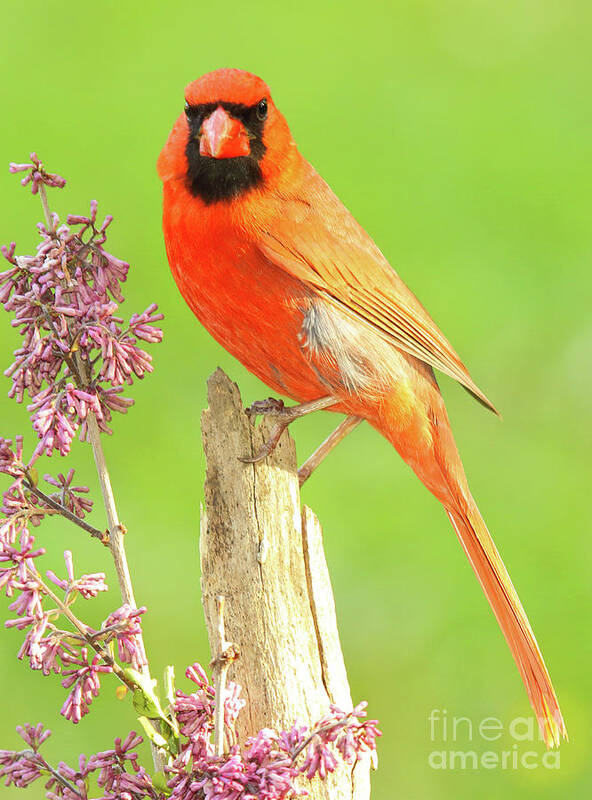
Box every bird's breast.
[162,193,325,400]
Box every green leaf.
[123,667,153,693]
[137,716,168,748]
[123,667,166,720]
[132,688,163,719]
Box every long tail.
[446,502,567,747]
[364,358,566,745]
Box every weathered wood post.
[200,369,371,798]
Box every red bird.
[158,68,566,746]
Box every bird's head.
[157,69,294,205]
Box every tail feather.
[447,504,567,747]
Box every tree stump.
[200,369,371,799]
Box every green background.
[1,1,590,797]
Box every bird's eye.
[184,102,192,117]
[256,98,268,121]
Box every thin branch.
[85,413,166,773]
[38,184,52,229]
[15,750,83,798]
[210,595,239,756]
[45,764,83,797]
[85,415,138,608]
[24,481,108,542]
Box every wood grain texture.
[200,369,371,798]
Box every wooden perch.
[200,369,371,799]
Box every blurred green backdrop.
[1,0,590,797]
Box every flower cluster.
[163,663,379,799]
[1,664,381,799]
[101,604,147,671]
[0,723,52,790]
[9,153,66,195]
[0,156,159,725]
[0,444,145,724]
[0,724,158,799]
[1,535,147,722]
[44,470,93,519]
[2,154,163,461]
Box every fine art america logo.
[428,709,560,770]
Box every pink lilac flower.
[45,773,89,800]
[29,395,79,458]
[87,730,140,781]
[100,604,147,670]
[0,725,143,799]
[186,661,213,690]
[277,723,307,755]
[1,479,47,546]
[0,528,45,582]
[129,303,165,344]
[15,612,49,662]
[0,749,43,788]
[46,550,107,600]
[0,723,51,788]
[298,702,381,780]
[0,562,21,597]
[0,436,25,478]
[173,662,216,759]
[1,727,91,799]
[26,629,77,676]
[83,731,158,799]
[1,241,17,265]
[17,722,51,750]
[334,702,380,759]
[60,648,113,723]
[302,733,338,780]
[9,154,66,194]
[44,754,92,800]
[43,469,93,518]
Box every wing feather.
[258,174,498,414]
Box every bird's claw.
[245,397,285,421]
[241,394,337,465]
[239,418,288,464]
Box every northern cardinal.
[158,68,566,746]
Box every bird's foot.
[245,397,285,422]
[240,417,291,463]
[240,395,339,464]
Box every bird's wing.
[257,171,498,413]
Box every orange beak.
[199,107,251,159]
